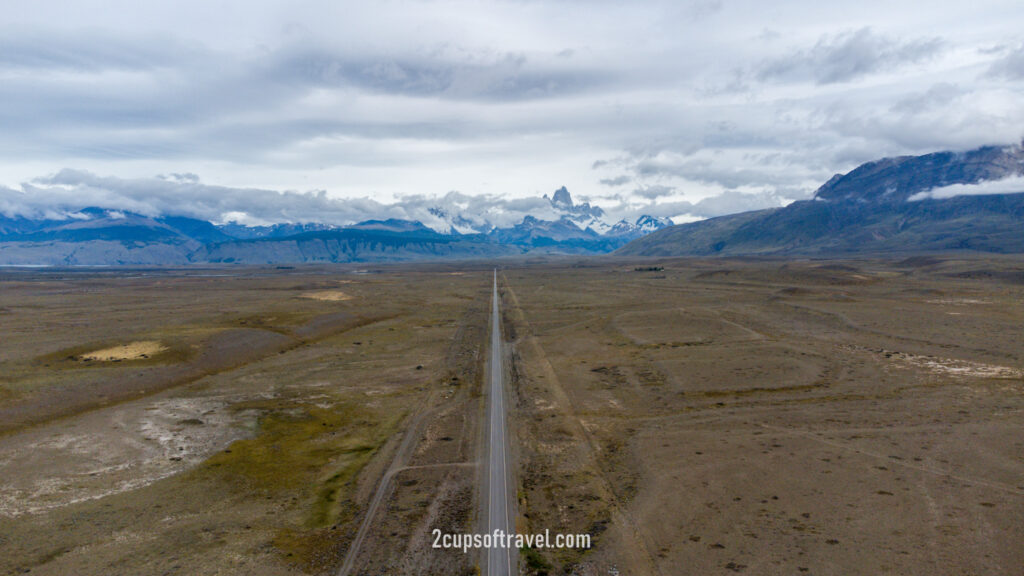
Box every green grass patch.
[195,395,404,569]
[521,545,553,575]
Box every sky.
[2,0,1023,226]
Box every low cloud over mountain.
[1,170,688,233]
[0,181,673,265]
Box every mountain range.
[618,143,1024,258]
[5,142,1023,266]
[0,187,670,265]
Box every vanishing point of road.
[486,269,515,576]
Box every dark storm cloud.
[757,28,944,85]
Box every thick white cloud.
[1,0,1023,221]
[909,175,1024,201]
[0,169,641,230]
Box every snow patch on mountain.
[422,185,670,241]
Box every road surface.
[486,269,515,576]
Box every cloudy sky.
[2,0,1023,225]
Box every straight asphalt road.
[486,269,515,576]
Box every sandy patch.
[856,346,1024,379]
[897,354,1023,379]
[79,340,166,361]
[300,290,352,301]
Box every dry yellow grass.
[300,290,352,301]
[79,341,167,361]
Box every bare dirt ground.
[0,265,490,575]
[502,256,1024,576]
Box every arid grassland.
[502,256,1023,576]
[0,265,491,575]
[1,256,1021,576]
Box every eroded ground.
[503,256,1024,575]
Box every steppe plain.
[1,256,1022,575]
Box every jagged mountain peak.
[550,186,573,210]
[543,186,605,220]
[635,214,673,230]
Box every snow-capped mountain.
[217,221,339,240]
[511,187,671,242]
[607,214,674,239]
[422,186,671,243]
[0,186,676,265]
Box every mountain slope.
[814,145,1024,203]
[0,209,220,265]
[618,143,1024,257]
[616,209,779,256]
[194,228,519,264]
